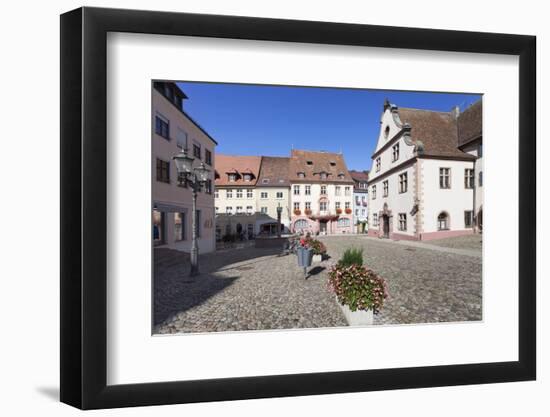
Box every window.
[293,185,300,195]
[294,202,300,210]
[174,212,185,241]
[247,189,253,198]
[236,189,243,198]
[226,189,233,198]
[345,186,351,196]
[195,210,201,237]
[205,149,212,165]
[361,209,365,216]
[176,128,187,149]
[335,186,341,196]
[479,171,483,187]
[228,173,237,182]
[437,212,449,230]
[335,202,341,209]
[372,185,377,200]
[355,209,359,215]
[376,157,381,172]
[243,174,252,182]
[262,179,269,184]
[214,190,219,199]
[297,172,305,179]
[260,207,268,214]
[464,210,474,228]
[320,172,327,180]
[464,169,474,189]
[306,160,313,166]
[193,143,201,159]
[399,172,408,193]
[338,218,350,227]
[383,180,389,197]
[215,207,219,214]
[392,143,400,161]
[226,206,233,214]
[246,206,254,214]
[294,219,308,231]
[320,201,327,211]
[345,202,351,209]
[440,168,451,189]
[153,209,165,245]
[398,213,407,231]
[156,158,170,183]
[155,115,169,139]
[204,179,212,194]
[320,185,327,195]
[260,191,268,199]
[305,202,311,210]
[276,191,283,199]
[330,161,336,167]
[305,185,311,195]
[373,213,378,227]
[236,206,243,214]
[384,125,390,139]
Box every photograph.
[151,81,483,334]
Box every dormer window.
[297,172,305,179]
[228,173,237,182]
[329,161,336,167]
[306,160,313,165]
[243,173,252,182]
[337,172,345,179]
[320,172,327,180]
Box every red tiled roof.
[214,155,262,186]
[458,100,482,147]
[257,156,290,187]
[398,108,476,160]
[289,150,354,184]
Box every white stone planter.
[312,254,322,263]
[337,300,374,326]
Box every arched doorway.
[382,215,390,238]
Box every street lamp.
[276,202,283,238]
[173,149,210,276]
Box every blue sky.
[177,82,481,172]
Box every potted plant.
[304,236,327,262]
[345,207,353,214]
[304,208,312,216]
[327,248,388,326]
[336,208,343,215]
[294,208,301,216]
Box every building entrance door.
[382,215,390,238]
[319,221,327,235]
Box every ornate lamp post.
[173,149,210,276]
[276,202,283,238]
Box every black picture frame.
[60,6,536,410]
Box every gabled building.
[349,170,369,233]
[289,150,354,235]
[152,81,217,254]
[367,99,481,241]
[214,155,262,239]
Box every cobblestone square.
[154,235,482,334]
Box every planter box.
[336,300,374,326]
[312,254,322,263]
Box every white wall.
[420,158,475,233]
[1,1,545,417]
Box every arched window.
[294,219,308,231]
[437,212,449,231]
[337,218,350,227]
[384,125,390,139]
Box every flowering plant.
[304,208,312,215]
[303,237,327,255]
[345,208,353,214]
[327,264,388,313]
[335,208,343,214]
[294,209,301,215]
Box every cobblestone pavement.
[423,234,483,251]
[154,235,482,334]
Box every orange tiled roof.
[214,154,262,186]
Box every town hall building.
[367,99,482,241]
